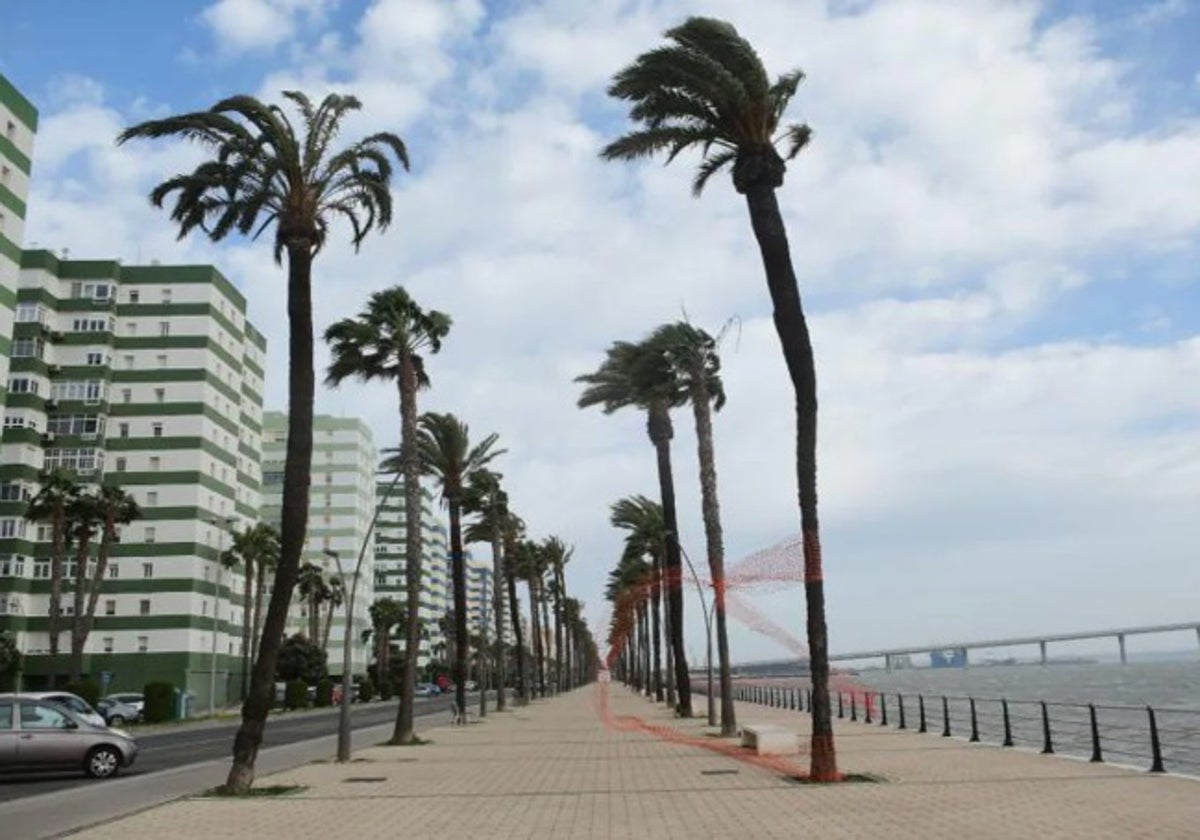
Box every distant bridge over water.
[729,620,1200,673]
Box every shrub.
[143,682,176,723]
[358,677,375,703]
[65,679,101,708]
[284,679,308,710]
[315,678,334,708]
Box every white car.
[23,692,108,729]
[104,692,145,719]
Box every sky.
[3,0,1200,664]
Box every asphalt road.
[0,696,453,802]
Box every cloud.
[19,0,1200,659]
[200,0,336,54]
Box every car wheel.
[85,746,122,779]
[108,715,126,726]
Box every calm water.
[737,660,1200,775]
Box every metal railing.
[708,682,1200,776]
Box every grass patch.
[201,785,307,798]
[782,772,885,785]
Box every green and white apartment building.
[1,75,37,422]
[260,413,376,674]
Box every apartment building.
[0,250,266,709]
[0,74,37,417]
[372,483,450,667]
[261,413,375,676]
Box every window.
[147,491,158,506]
[115,457,126,472]
[161,289,172,304]
[14,303,45,324]
[0,555,26,577]
[157,354,168,367]
[159,321,170,337]
[34,560,50,580]
[124,354,135,369]
[129,290,140,304]
[144,526,156,544]
[152,422,163,438]
[121,389,131,404]
[46,414,102,437]
[5,120,14,140]
[154,388,165,403]
[0,703,11,731]
[0,164,9,186]
[43,448,102,475]
[49,380,105,403]
[128,323,137,336]
[149,457,161,472]
[11,338,44,359]
[137,636,149,653]
[108,564,119,579]
[0,519,26,538]
[86,352,104,366]
[142,562,153,579]
[104,599,116,616]
[102,637,114,653]
[119,422,129,438]
[71,318,110,333]
[7,378,38,395]
[21,704,72,731]
[139,599,151,616]
[0,484,23,502]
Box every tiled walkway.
[79,684,1200,839]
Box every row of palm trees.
[116,11,827,786]
[590,17,838,780]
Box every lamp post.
[678,544,717,728]
[209,516,235,718]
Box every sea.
[734,658,1200,775]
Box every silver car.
[0,694,139,779]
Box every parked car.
[415,683,440,697]
[0,694,139,779]
[103,693,145,719]
[331,683,361,704]
[19,692,107,729]
[96,698,141,726]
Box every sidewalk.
[77,685,1200,839]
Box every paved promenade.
[78,684,1199,839]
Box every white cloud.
[200,0,336,54]
[21,0,1200,660]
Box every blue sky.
[3,0,1200,660]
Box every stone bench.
[740,724,799,756]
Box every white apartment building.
[0,249,266,709]
[261,413,375,676]
[0,73,37,417]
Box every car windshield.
[50,695,91,714]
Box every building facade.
[0,74,37,424]
[0,250,266,711]
[261,413,375,676]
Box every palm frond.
[691,148,736,196]
[781,123,813,161]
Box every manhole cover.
[700,769,739,776]
[343,777,387,783]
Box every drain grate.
[700,769,739,776]
[343,776,387,783]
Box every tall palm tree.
[600,17,836,778]
[577,341,693,716]
[416,412,504,720]
[119,91,409,792]
[610,495,668,704]
[221,524,280,699]
[321,575,345,652]
[463,470,509,711]
[606,552,650,691]
[66,491,102,683]
[296,562,327,643]
[250,529,280,666]
[645,321,737,735]
[26,470,77,684]
[76,485,140,682]
[368,597,405,688]
[512,539,547,698]
[325,286,451,743]
[500,509,529,703]
[542,537,572,692]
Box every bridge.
[729,620,1200,673]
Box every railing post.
[837,691,844,719]
[865,691,873,724]
[1002,699,1014,747]
[1088,704,1103,763]
[918,694,927,734]
[942,696,951,737]
[969,698,980,742]
[793,688,799,711]
[1148,706,1165,773]
[1040,702,1054,754]
[851,693,858,722]
[806,689,812,713]
[880,694,888,727]
[898,694,906,730]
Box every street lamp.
[209,516,236,718]
[678,544,718,728]
[325,547,363,763]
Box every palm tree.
[610,496,668,704]
[75,485,140,682]
[368,597,405,687]
[119,91,409,792]
[326,286,450,744]
[221,524,280,699]
[606,552,650,692]
[297,562,327,643]
[250,528,280,666]
[322,575,345,653]
[600,17,836,778]
[577,340,693,716]
[66,491,102,683]
[512,539,547,698]
[542,537,572,693]
[645,322,737,735]
[462,470,509,711]
[416,412,504,720]
[500,509,529,703]
[26,470,77,684]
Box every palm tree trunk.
[308,593,321,643]
[252,562,267,663]
[449,502,469,721]
[528,579,544,698]
[80,516,117,681]
[241,555,253,700]
[650,560,663,702]
[490,510,507,711]
[225,241,315,793]
[689,383,737,736]
[743,179,836,780]
[554,569,565,692]
[47,510,66,686]
[662,560,676,708]
[69,529,93,683]
[539,581,552,693]
[640,602,651,696]
[648,403,691,716]
[505,556,527,704]
[393,358,424,744]
[322,601,335,653]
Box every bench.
[740,724,799,756]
